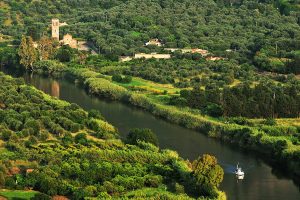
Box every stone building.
[51,18,60,40]
[51,18,78,48]
[164,48,209,57]
[135,53,171,59]
[145,39,163,46]
[62,34,78,49]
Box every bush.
[112,74,132,83]
[123,75,132,83]
[88,109,104,120]
[263,118,277,126]
[174,182,185,194]
[126,128,159,146]
[205,103,223,117]
[75,132,89,145]
[112,74,123,82]
[169,96,187,107]
[30,193,51,200]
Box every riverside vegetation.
[0,72,225,199]
[0,0,300,197]
[1,41,299,181]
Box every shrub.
[84,78,128,100]
[126,128,159,147]
[62,132,74,145]
[263,118,277,126]
[75,132,89,145]
[123,75,132,83]
[174,182,185,194]
[88,109,104,120]
[205,103,223,117]
[112,74,123,82]
[31,193,51,200]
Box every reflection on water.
[2,67,300,200]
[51,81,60,98]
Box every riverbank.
[57,67,300,178]
[4,64,300,178]
[3,66,300,200]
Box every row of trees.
[17,35,80,71]
[175,81,300,118]
[0,72,224,199]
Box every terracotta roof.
[26,169,34,174]
[8,167,20,176]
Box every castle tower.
[52,18,60,40]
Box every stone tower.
[52,18,60,40]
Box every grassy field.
[250,118,300,127]
[0,190,38,200]
[115,77,183,94]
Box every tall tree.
[18,35,37,70]
[192,154,224,196]
[37,36,55,61]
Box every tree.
[75,132,89,145]
[126,128,159,146]
[18,35,37,70]
[37,36,55,61]
[205,103,223,117]
[78,51,88,64]
[112,74,123,82]
[88,109,104,120]
[192,154,224,196]
[55,45,74,62]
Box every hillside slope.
[0,0,299,61]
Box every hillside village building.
[51,18,60,40]
[145,39,163,46]
[51,18,78,49]
[164,48,209,57]
[62,34,78,49]
[134,53,171,59]
[206,56,224,61]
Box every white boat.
[235,163,245,179]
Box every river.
[2,67,300,200]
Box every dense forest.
[1,0,300,63]
[0,72,225,199]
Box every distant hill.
[0,0,299,61]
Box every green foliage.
[183,82,300,118]
[88,109,104,120]
[18,36,37,70]
[33,60,67,75]
[192,154,224,197]
[30,193,51,200]
[0,74,227,199]
[84,77,128,100]
[205,103,223,118]
[2,0,299,61]
[0,190,38,200]
[112,74,133,84]
[127,128,159,146]
[0,46,19,67]
[55,45,74,63]
[74,132,89,145]
[263,118,277,126]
